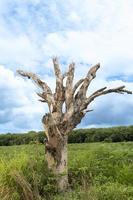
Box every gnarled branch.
[67,85,132,132]
[53,57,65,112]
[65,62,75,111]
[17,70,55,112]
[85,85,132,106]
[74,63,100,108]
[73,78,84,95]
[17,70,52,93]
[73,63,100,118]
[53,57,62,79]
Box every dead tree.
[17,58,132,191]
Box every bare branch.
[68,85,131,132]
[120,89,132,94]
[73,79,84,95]
[86,85,132,105]
[66,63,75,88]
[92,87,107,95]
[65,62,75,111]
[74,63,100,108]
[82,109,93,114]
[37,92,47,102]
[81,63,100,91]
[17,70,52,93]
[87,63,100,78]
[53,57,62,79]
[37,92,46,99]
[52,57,65,112]
[38,99,47,103]
[17,70,56,113]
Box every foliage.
[68,126,133,143]
[0,131,44,146]
[0,142,133,199]
[0,126,133,146]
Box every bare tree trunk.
[45,134,68,191]
[56,136,68,191]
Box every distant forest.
[0,126,132,146]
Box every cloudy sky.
[0,0,133,133]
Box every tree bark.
[45,134,68,191]
[42,112,68,191]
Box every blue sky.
[0,0,133,133]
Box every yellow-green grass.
[0,142,133,200]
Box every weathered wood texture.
[17,58,132,191]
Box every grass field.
[0,142,133,200]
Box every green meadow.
[0,142,133,200]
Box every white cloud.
[67,12,81,23]
[0,0,133,132]
[0,34,42,69]
[42,29,133,78]
[0,65,47,132]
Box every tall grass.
[0,142,133,200]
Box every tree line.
[0,126,133,146]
